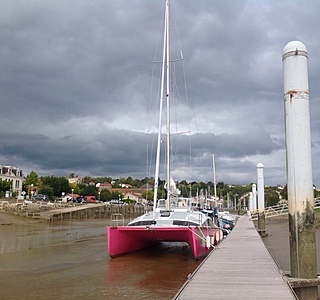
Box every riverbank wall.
[0,198,150,221]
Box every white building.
[0,165,24,196]
[67,176,82,185]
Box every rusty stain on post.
[284,89,309,105]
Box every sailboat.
[106,0,223,259]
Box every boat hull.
[107,226,222,259]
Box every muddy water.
[4,212,320,299]
[0,213,201,300]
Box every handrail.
[251,198,320,220]
[110,213,124,226]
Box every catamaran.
[107,0,223,259]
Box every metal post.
[212,153,217,202]
[283,40,317,299]
[257,163,266,236]
[252,184,257,212]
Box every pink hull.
[107,226,221,259]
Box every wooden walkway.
[174,214,297,299]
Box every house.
[99,183,112,190]
[120,183,132,189]
[0,165,24,196]
[122,192,140,202]
[109,188,146,203]
[67,176,82,184]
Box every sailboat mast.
[212,153,217,201]
[165,0,171,207]
[152,0,168,217]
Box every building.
[67,176,82,185]
[99,183,112,190]
[109,188,146,203]
[0,165,24,196]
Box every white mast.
[165,0,171,209]
[152,0,168,219]
[153,0,171,216]
[212,153,217,202]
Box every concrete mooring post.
[249,192,253,212]
[252,184,257,212]
[283,40,318,299]
[257,163,267,236]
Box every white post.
[252,184,257,211]
[249,192,253,212]
[283,40,317,298]
[257,163,266,236]
[257,163,265,212]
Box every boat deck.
[174,214,297,299]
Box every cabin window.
[173,220,199,226]
[128,220,154,226]
[160,210,171,217]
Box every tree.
[279,185,287,201]
[41,176,70,197]
[69,183,81,195]
[0,180,11,196]
[100,189,111,201]
[38,185,54,200]
[82,176,94,184]
[25,170,39,186]
[177,181,191,197]
[81,185,98,197]
[110,190,124,200]
[264,187,280,206]
[126,176,133,186]
[142,189,154,201]
[190,182,201,197]
[95,177,109,184]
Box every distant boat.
[218,211,238,229]
[106,0,223,259]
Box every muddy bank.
[0,197,148,222]
[0,210,42,225]
[262,212,320,273]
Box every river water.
[2,213,320,299]
[0,214,201,300]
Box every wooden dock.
[174,214,297,299]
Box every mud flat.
[262,212,320,276]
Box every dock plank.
[175,214,297,299]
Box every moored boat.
[106,0,223,259]
[107,197,223,259]
[218,211,238,229]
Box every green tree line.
[19,170,320,205]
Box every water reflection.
[106,243,201,299]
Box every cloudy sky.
[1,0,320,187]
